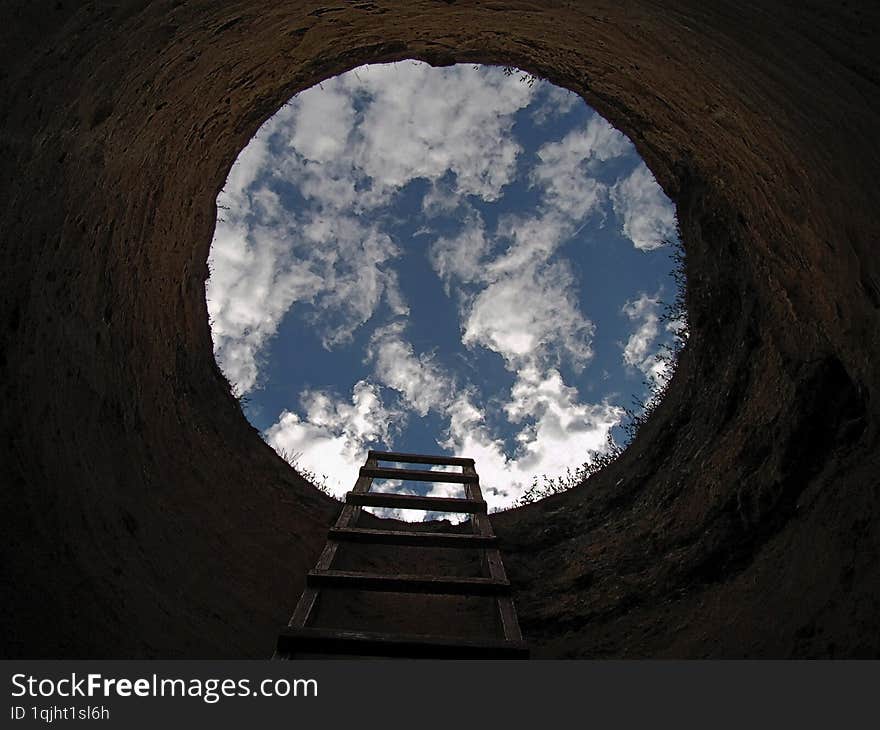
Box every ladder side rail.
[463,465,524,644]
[286,455,377,632]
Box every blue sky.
[206,62,681,513]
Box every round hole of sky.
[207,61,686,519]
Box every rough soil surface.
[1,0,878,658]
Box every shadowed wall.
[1,0,878,657]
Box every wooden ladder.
[275,450,528,659]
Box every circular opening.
[206,61,686,517]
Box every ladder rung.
[368,450,475,467]
[277,626,529,659]
[346,491,487,513]
[328,526,497,548]
[360,466,476,483]
[307,569,510,595]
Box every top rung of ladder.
[368,450,475,468]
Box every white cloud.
[503,367,622,486]
[423,166,618,509]
[611,163,678,250]
[531,114,630,220]
[428,212,493,289]
[218,123,274,213]
[421,180,465,218]
[288,82,355,163]
[206,215,324,393]
[462,259,594,371]
[430,211,593,374]
[366,321,455,416]
[531,82,578,125]
[207,208,406,392]
[264,380,398,495]
[273,314,620,510]
[488,212,573,276]
[267,61,538,216]
[439,371,623,509]
[344,62,536,202]
[298,215,408,349]
[621,293,671,385]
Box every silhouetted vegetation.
[502,65,539,87]
[277,448,336,498]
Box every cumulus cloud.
[287,82,355,163]
[366,321,455,416]
[207,215,324,393]
[621,293,673,385]
[430,209,594,375]
[611,162,678,250]
[345,62,536,201]
[264,380,399,495]
[531,114,630,220]
[439,371,623,509]
[503,367,622,484]
[207,208,406,391]
[272,61,538,216]
[531,83,578,125]
[421,179,467,218]
[421,128,626,507]
[489,212,573,276]
[298,215,408,349]
[429,213,493,289]
[462,257,594,372]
